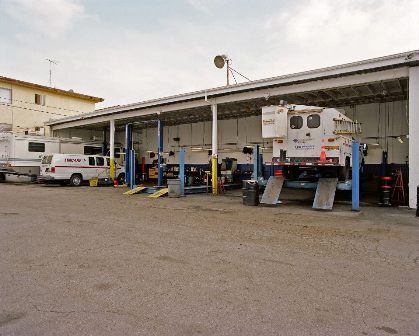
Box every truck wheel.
[70,174,83,187]
[0,173,5,183]
[117,173,125,185]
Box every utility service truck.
[262,104,361,182]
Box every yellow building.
[0,75,103,135]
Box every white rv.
[262,104,361,181]
[0,132,103,180]
[39,154,125,186]
[0,133,60,177]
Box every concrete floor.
[0,184,418,336]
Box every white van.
[39,154,125,186]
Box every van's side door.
[88,156,96,179]
[95,157,106,178]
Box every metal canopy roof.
[46,50,418,131]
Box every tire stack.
[242,180,259,206]
[379,176,392,206]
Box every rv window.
[28,142,45,152]
[96,157,105,166]
[290,116,303,129]
[84,146,102,155]
[307,114,320,128]
[89,157,95,166]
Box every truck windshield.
[41,155,52,164]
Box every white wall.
[344,101,409,165]
[0,79,98,135]
[54,101,409,168]
[409,67,419,209]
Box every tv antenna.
[46,58,58,87]
[214,54,251,86]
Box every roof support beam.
[49,67,409,130]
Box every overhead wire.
[230,66,251,82]
[229,68,238,84]
[0,95,83,115]
[0,101,69,117]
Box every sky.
[1,0,418,109]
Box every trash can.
[167,179,181,197]
[242,180,259,206]
[416,186,419,217]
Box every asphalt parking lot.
[0,183,418,335]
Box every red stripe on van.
[55,166,107,169]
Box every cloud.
[186,0,216,14]
[1,0,417,109]
[1,0,86,38]
[261,0,419,73]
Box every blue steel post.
[129,149,136,189]
[125,124,132,186]
[352,140,360,211]
[157,119,164,187]
[179,148,185,196]
[252,144,259,180]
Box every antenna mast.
[46,59,58,87]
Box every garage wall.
[54,100,408,166]
[344,100,409,164]
[137,116,264,165]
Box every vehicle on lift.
[39,153,125,186]
[262,104,361,181]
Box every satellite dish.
[214,55,225,69]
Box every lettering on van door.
[65,158,82,163]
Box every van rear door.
[40,154,53,175]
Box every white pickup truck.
[40,153,125,186]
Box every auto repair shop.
[45,50,419,209]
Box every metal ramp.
[123,186,146,195]
[260,176,285,205]
[312,178,338,210]
[148,188,169,198]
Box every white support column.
[109,119,116,179]
[211,103,218,194]
[409,66,419,209]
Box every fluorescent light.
[397,136,404,144]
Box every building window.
[0,87,12,105]
[307,114,320,128]
[290,116,303,129]
[35,94,46,106]
[28,142,45,152]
